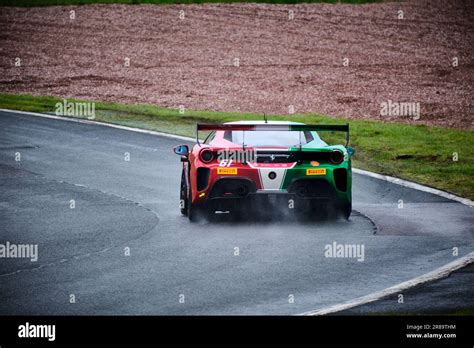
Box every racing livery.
[174,121,354,222]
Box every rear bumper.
[191,163,352,206]
[201,176,349,212]
[207,177,337,199]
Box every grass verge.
[0,92,472,200]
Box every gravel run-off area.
[0,1,472,128]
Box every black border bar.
[0,315,472,346]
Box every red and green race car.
[174,121,354,222]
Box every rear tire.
[187,185,207,222]
[180,170,188,216]
[339,202,352,220]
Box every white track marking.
[0,109,194,142]
[300,251,474,315]
[352,168,473,208]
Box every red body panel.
[188,142,263,203]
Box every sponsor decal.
[310,161,320,167]
[306,168,326,176]
[217,168,238,175]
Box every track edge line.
[299,251,474,316]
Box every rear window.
[225,131,317,147]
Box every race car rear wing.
[196,123,350,147]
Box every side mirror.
[174,145,189,156]
[347,147,355,156]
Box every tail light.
[330,150,344,164]
[199,149,214,163]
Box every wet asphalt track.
[0,111,472,315]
